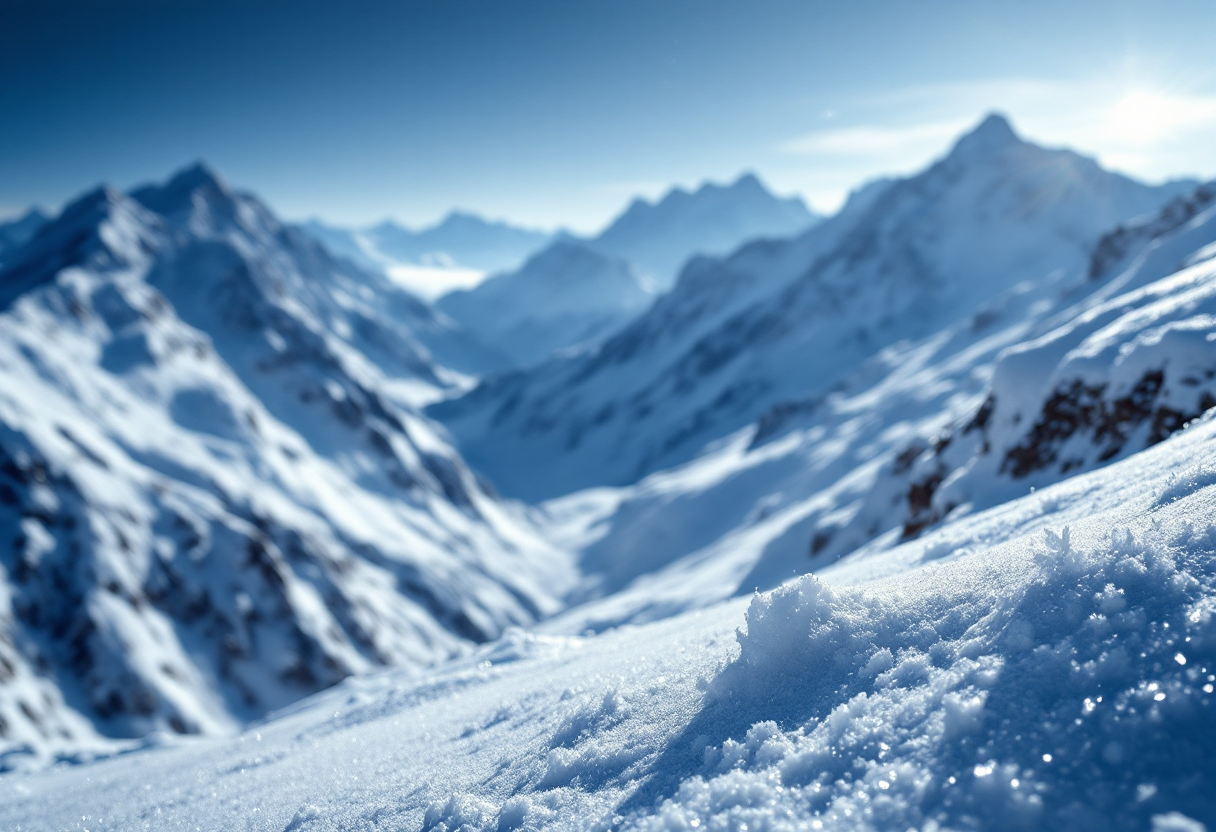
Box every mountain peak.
[949,112,1022,158]
[165,161,228,194]
[131,162,237,220]
[729,172,765,192]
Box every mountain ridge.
[432,114,1197,502]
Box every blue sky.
[3,0,1215,232]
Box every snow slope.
[434,115,1196,502]
[3,383,1214,831]
[436,241,656,368]
[589,172,819,291]
[0,165,575,770]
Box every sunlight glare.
[1107,89,1216,145]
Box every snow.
[2,118,1216,831]
[0,164,574,771]
[2,405,1215,831]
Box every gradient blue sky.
[3,0,1215,232]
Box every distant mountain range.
[425,173,819,368]
[300,173,817,294]
[431,115,1199,502]
[587,172,819,290]
[301,212,554,276]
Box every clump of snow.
[634,508,1216,831]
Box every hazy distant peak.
[590,171,818,288]
[58,184,126,219]
[168,161,228,192]
[947,112,1024,160]
[435,210,525,233]
[726,171,766,192]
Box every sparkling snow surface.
[2,412,1214,831]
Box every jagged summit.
[130,161,239,222]
[588,170,818,288]
[970,111,1018,141]
[942,112,1026,162]
[0,164,572,767]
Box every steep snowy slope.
[532,178,1216,633]
[437,241,655,368]
[4,395,1215,831]
[590,173,818,290]
[0,165,575,770]
[900,180,1216,537]
[435,115,1195,502]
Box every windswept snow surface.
[3,404,1215,831]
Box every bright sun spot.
[1107,89,1216,146]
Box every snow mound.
[651,517,1214,831]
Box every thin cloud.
[779,120,973,156]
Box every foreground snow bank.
[648,526,1213,831]
[3,417,1215,830]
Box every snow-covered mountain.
[5,359,1215,831]
[3,115,1215,832]
[429,174,812,370]
[523,177,1216,634]
[300,212,554,275]
[433,115,1197,502]
[589,172,819,290]
[436,241,655,368]
[0,164,574,769]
